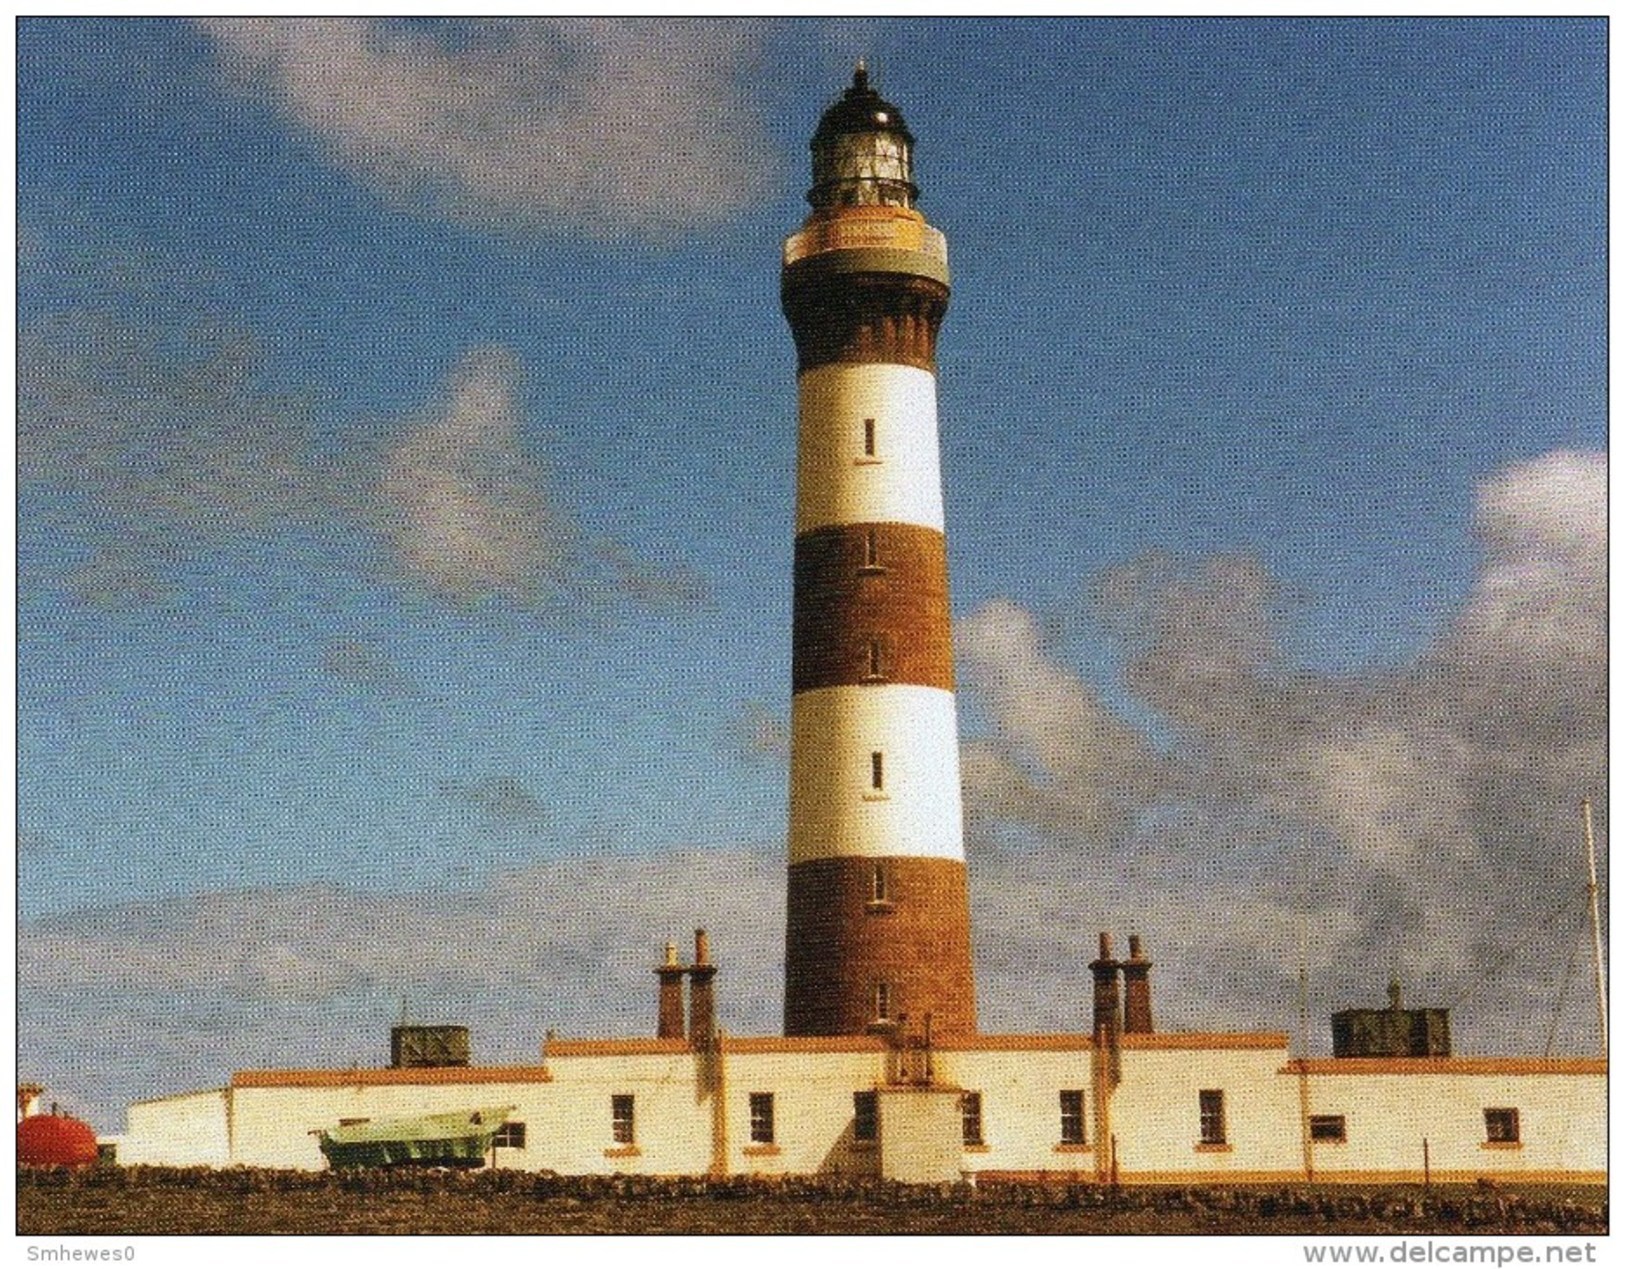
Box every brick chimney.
[1089,932,1122,1042]
[688,928,718,1049]
[655,941,687,1040]
[1122,934,1154,1034]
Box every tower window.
[863,527,880,568]
[749,1093,776,1145]
[866,638,886,679]
[871,751,884,790]
[853,1091,878,1142]
[1198,1090,1227,1146]
[961,1092,984,1146]
[863,417,876,456]
[1059,1090,1086,1145]
[871,863,889,903]
[611,1094,636,1145]
[874,981,891,1020]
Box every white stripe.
[795,363,945,535]
[789,684,965,864]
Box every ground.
[16,1169,1608,1236]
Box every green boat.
[316,1105,516,1169]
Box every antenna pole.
[1582,798,1607,1057]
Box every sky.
[13,17,1608,1133]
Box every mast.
[1581,798,1607,1057]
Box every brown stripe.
[782,266,949,373]
[784,855,977,1039]
[793,522,954,693]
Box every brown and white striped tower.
[781,65,976,1038]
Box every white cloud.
[198,18,778,239]
[17,314,328,604]
[18,321,701,613]
[1452,449,1607,670]
[375,347,576,603]
[957,448,1607,1053]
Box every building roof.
[1284,1056,1606,1076]
[232,1065,554,1089]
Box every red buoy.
[18,1111,99,1168]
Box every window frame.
[749,1092,776,1146]
[874,981,891,1021]
[870,750,884,791]
[492,1121,527,1149]
[610,1093,636,1145]
[961,1091,984,1147]
[1484,1107,1520,1145]
[1058,1089,1087,1145]
[1308,1114,1346,1144]
[1198,1089,1227,1146]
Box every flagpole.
[1582,799,1607,1058]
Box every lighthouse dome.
[808,64,918,211]
[811,63,914,148]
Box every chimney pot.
[1122,933,1154,1034]
[1090,932,1122,1039]
[656,939,688,1040]
[688,928,719,1047]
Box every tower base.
[784,855,976,1038]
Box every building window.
[871,863,889,903]
[853,1091,878,1142]
[863,527,880,568]
[1199,1090,1227,1145]
[961,1091,984,1146]
[1484,1108,1520,1144]
[874,981,891,1021]
[611,1094,635,1145]
[493,1122,527,1148]
[1059,1090,1087,1145]
[863,417,876,457]
[871,750,884,790]
[1308,1115,1346,1144]
[866,637,886,679]
[749,1093,775,1145]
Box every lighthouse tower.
[781,66,977,1038]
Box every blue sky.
[15,18,1607,1128]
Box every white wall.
[1302,1067,1606,1182]
[122,1089,231,1167]
[795,363,944,534]
[117,1045,1607,1183]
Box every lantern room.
[808,62,918,211]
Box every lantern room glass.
[812,132,915,209]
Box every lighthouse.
[781,65,977,1038]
